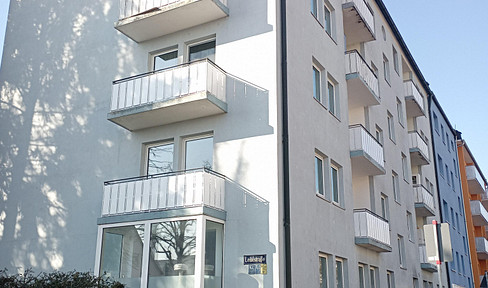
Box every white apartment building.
[0,0,451,287]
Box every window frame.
[319,253,329,288]
[313,65,322,102]
[335,257,345,288]
[315,154,326,198]
[398,235,406,268]
[327,75,339,118]
[392,46,399,75]
[152,48,178,71]
[145,140,175,175]
[383,54,390,84]
[183,134,214,170]
[392,171,400,203]
[387,112,395,142]
[187,38,216,63]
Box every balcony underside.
[346,74,380,109]
[415,203,435,217]
[108,91,227,131]
[405,96,425,118]
[472,213,488,226]
[409,148,429,166]
[342,3,375,45]
[468,179,486,195]
[355,237,392,252]
[421,263,437,272]
[115,0,229,42]
[350,150,386,177]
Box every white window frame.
[380,193,389,220]
[387,112,395,142]
[396,98,404,127]
[398,235,406,268]
[311,0,318,18]
[145,140,175,175]
[369,266,377,288]
[182,134,214,170]
[187,38,216,63]
[335,257,345,288]
[401,153,409,181]
[313,65,322,102]
[315,154,326,198]
[387,271,395,288]
[407,211,414,241]
[392,46,399,74]
[151,48,178,71]
[392,171,400,203]
[327,75,339,118]
[383,54,390,84]
[330,161,342,206]
[358,264,366,288]
[319,253,329,288]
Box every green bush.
[0,269,124,288]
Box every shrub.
[0,269,124,288]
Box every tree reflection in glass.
[147,143,174,175]
[148,220,196,288]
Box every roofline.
[457,138,488,185]
[429,93,457,135]
[374,0,431,95]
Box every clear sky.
[0,1,486,174]
[382,0,488,177]
[0,0,9,69]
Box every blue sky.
[0,1,486,174]
[383,0,488,176]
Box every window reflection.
[185,137,213,170]
[148,220,197,288]
[204,221,224,288]
[100,225,144,288]
[147,143,174,175]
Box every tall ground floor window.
[96,216,224,288]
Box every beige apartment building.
[0,0,455,287]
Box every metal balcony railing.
[353,209,390,247]
[409,131,429,160]
[414,184,435,212]
[111,59,226,113]
[403,80,425,114]
[119,0,228,20]
[345,50,379,98]
[350,124,384,169]
[102,168,225,216]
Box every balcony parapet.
[403,80,426,118]
[342,0,375,44]
[349,124,385,176]
[466,165,487,195]
[353,209,391,252]
[418,244,437,272]
[408,131,430,165]
[108,59,227,131]
[413,184,435,217]
[476,237,488,260]
[345,50,380,108]
[471,200,488,226]
[116,0,229,42]
[101,168,225,217]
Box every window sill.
[316,193,330,203]
[332,201,345,211]
[329,110,341,122]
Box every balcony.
[408,131,430,166]
[349,125,385,176]
[403,80,426,118]
[115,0,229,42]
[101,168,225,217]
[342,0,375,45]
[418,244,437,272]
[466,165,487,195]
[414,185,435,217]
[345,50,380,109]
[471,200,488,226]
[108,59,227,131]
[354,209,391,252]
[476,237,488,260]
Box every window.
[392,172,400,202]
[463,236,467,254]
[311,0,318,17]
[313,66,321,101]
[327,75,339,117]
[443,201,448,220]
[189,40,215,62]
[185,136,213,170]
[375,125,383,145]
[153,49,178,70]
[451,172,455,189]
[335,258,345,288]
[380,193,389,220]
[319,254,328,288]
[383,54,390,84]
[392,47,399,74]
[433,113,439,132]
[461,255,465,275]
[456,213,460,230]
[396,98,404,126]
[438,156,444,177]
[398,235,406,268]
[451,207,455,228]
[99,225,145,286]
[456,252,460,273]
[370,267,377,288]
[331,162,340,204]
[401,153,408,181]
[358,264,365,288]
[387,271,395,288]
[371,61,378,77]
[445,164,449,182]
[413,278,420,288]
[146,142,174,175]
[454,159,458,178]
[328,79,336,116]
[451,141,455,153]
[441,125,445,143]
[315,155,325,197]
[324,4,331,35]
[387,112,395,142]
[407,211,414,241]
[98,218,224,288]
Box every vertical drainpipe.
[427,92,451,287]
[280,0,292,287]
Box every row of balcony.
[466,165,488,195]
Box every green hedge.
[0,269,124,288]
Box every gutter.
[280,0,292,287]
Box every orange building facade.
[457,138,488,287]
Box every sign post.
[424,220,452,288]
